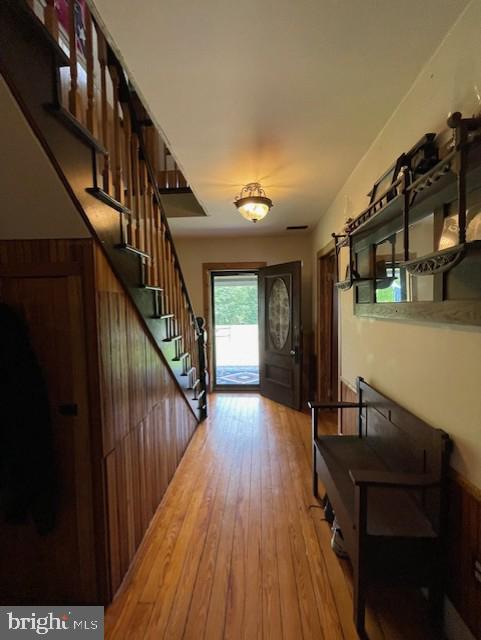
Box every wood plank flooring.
[105,394,436,640]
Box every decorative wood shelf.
[333,114,481,305]
[402,240,481,276]
[349,153,457,240]
[349,192,404,238]
[335,279,354,291]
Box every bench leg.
[312,446,319,499]
[311,409,319,500]
[353,560,367,639]
[353,484,368,639]
[428,567,444,633]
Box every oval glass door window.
[268,278,290,350]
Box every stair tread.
[163,334,182,343]
[86,187,131,214]
[173,352,189,361]
[115,243,150,260]
[45,104,108,154]
[141,284,163,292]
[19,4,70,67]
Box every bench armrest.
[349,469,440,489]
[308,401,364,410]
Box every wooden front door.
[259,261,302,410]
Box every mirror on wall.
[371,217,435,304]
[375,232,405,303]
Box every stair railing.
[26,0,205,412]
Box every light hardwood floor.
[105,394,436,640]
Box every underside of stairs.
[0,0,207,422]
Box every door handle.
[290,346,300,362]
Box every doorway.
[317,248,339,402]
[212,271,260,389]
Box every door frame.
[202,262,266,392]
[316,240,340,405]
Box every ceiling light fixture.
[234,182,273,223]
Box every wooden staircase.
[0,0,207,421]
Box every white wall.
[0,75,89,240]
[175,233,313,331]
[312,0,481,489]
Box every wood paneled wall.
[94,246,197,596]
[340,378,481,639]
[0,239,198,603]
[447,470,481,639]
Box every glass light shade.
[234,184,273,223]
[236,198,271,222]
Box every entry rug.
[0,607,103,639]
[216,366,259,385]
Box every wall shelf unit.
[333,112,481,326]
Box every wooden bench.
[309,377,452,639]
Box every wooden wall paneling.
[117,443,130,576]
[156,404,169,506]
[447,471,481,639]
[93,246,198,599]
[143,418,154,531]
[105,450,121,594]
[65,273,98,601]
[79,238,110,605]
[98,291,129,454]
[126,305,147,429]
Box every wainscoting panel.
[339,378,481,639]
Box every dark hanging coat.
[0,303,57,534]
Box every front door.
[259,261,302,410]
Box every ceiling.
[92,0,468,237]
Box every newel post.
[196,316,208,419]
